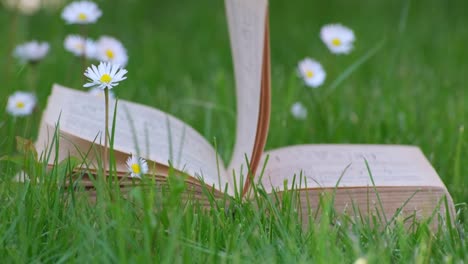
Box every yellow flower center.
[305,70,314,78]
[75,43,84,51]
[78,13,87,21]
[131,163,141,174]
[16,101,25,109]
[331,38,341,46]
[100,74,112,83]
[105,49,115,59]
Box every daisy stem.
[81,55,87,85]
[104,88,109,174]
[64,58,76,85]
[307,89,327,136]
[28,64,38,92]
[80,25,88,84]
[8,118,17,153]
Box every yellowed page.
[225,0,268,182]
[259,144,446,193]
[287,187,453,229]
[37,122,168,175]
[241,17,271,197]
[38,84,228,190]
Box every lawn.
[0,0,466,262]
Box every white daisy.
[88,87,115,98]
[64,34,97,58]
[14,41,50,63]
[126,154,149,178]
[354,257,368,264]
[61,0,102,24]
[95,36,128,67]
[3,0,41,15]
[83,61,128,90]
[290,102,307,120]
[6,91,37,117]
[320,24,355,54]
[298,58,326,88]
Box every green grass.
[1,0,467,262]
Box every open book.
[36,0,455,223]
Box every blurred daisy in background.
[61,0,102,24]
[298,58,326,88]
[96,36,128,67]
[88,87,115,98]
[14,41,50,63]
[64,34,97,59]
[320,24,355,54]
[2,0,41,15]
[354,257,368,264]
[6,91,37,116]
[290,102,307,120]
[126,154,148,178]
[84,61,128,90]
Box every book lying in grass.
[36,0,454,223]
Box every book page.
[259,144,447,193]
[36,121,171,176]
[293,187,453,229]
[225,0,269,185]
[39,84,229,190]
[241,18,271,196]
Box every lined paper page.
[260,144,446,192]
[40,84,228,190]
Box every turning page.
[225,0,270,188]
